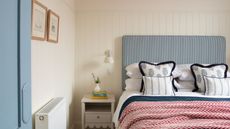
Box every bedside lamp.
[104,49,114,64]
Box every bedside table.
[81,94,115,129]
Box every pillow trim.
[138,61,176,92]
[190,63,228,92]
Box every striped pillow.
[204,76,230,96]
[143,76,174,96]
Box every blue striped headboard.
[122,35,226,90]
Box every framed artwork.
[32,0,47,40]
[47,10,60,43]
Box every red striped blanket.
[119,101,230,129]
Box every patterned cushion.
[143,76,174,96]
[191,63,228,92]
[139,61,176,92]
[204,76,230,96]
[139,61,175,77]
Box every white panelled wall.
[32,0,76,129]
[74,0,230,128]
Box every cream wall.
[74,0,230,128]
[31,0,76,129]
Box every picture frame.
[47,10,60,43]
[32,0,47,40]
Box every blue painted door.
[0,0,32,129]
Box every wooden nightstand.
[81,94,115,129]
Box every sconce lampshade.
[104,49,114,64]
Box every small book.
[91,90,108,99]
[91,96,108,99]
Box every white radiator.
[35,97,66,129]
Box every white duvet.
[113,90,230,128]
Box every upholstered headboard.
[122,35,226,90]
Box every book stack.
[91,90,108,99]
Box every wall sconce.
[104,49,114,64]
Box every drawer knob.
[97,116,100,119]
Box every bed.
[113,35,230,129]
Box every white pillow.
[125,63,139,73]
[143,76,174,96]
[126,71,142,78]
[172,64,194,81]
[204,76,230,96]
[177,88,193,92]
[191,63,228,92]
[228,71,230,77]
[125,78,142,91]
[179,69,194,81]
[174,80,195,90]
[125,63,142,78]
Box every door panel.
[19,0,32,128]
[0,0,31,129]
[0,0,20,129]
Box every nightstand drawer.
[82,95,115,129]
[85,112,111,123]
